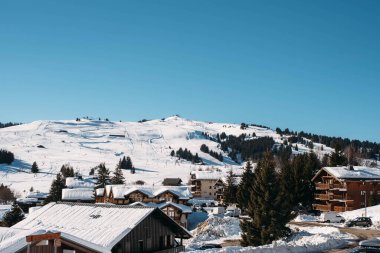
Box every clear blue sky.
[0,1,379,142]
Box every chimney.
[348,165,354,171]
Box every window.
[361,191,366,196]
[209,192,212,195]
[209,186,212,189]
[138,240,144,253]
[166,235,172,247]
[168,210,175,218]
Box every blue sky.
[0,1,379,142]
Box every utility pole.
[364,191,367,217]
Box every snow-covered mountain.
[0,116,280,193]
[0,116,327,195]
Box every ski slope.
[0,116,276,194]
[0,116,319,195]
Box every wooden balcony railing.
[332,194,344,200]
[315,183,329,190]
[312,204,331,212]
[333,206,354,212]
[332,183,344,189]
[315,194,330,200]
[315,182,346,191]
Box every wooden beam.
[26,233,61,243]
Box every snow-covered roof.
[191,171,222,180]
[323,166,380,180]
[0,202,155,253]
[153,186,192,200]
[104,185,192,200]
[160,202,193,214]
[65,177,95,189]
[16,197,39,203]
[62,188,94,201]
[25,192,48,199]
[129,201,192,213]
[96,188,104,197]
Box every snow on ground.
[341,204,380,228]
[0,116,281,195]
[186,225,353,253]
[186,213,354,252]
[293,214,320,223]
[187,215,241,249]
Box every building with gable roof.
[0,202,191,253]
[312,166,380,212]
[189,171,224,200]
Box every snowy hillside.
[0,116,283,195]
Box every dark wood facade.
[112,211,185,253]
[312,169,380,212]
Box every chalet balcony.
[313,204,331,212]
[154,245,185,253]
[333,206,354,212]
[315,183,329,190]
[315,182,347,191]
[315,194,330,200]
[330,183,347,191]
[331,194,345,200]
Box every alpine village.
[0,118,380,253]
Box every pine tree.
[170,150,175,156]
[329,147,348,166]
[120,156,127,169]
[45,173,65,204]
[111,161,125,184]
[95,163,110,188]
[126,156,133,170]
[2,203,24,227]
[289,153,320,210]
[60,164,74,178]
[89,167,95,176]
[0,184,15,203]
[346,145,356,165]
[278,160,296,213]
[240,151,291,246]
[237,161,255,210]
[31,161,39,173]
[223,169,237,205]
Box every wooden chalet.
[130,201,192,229]
[95,185,193,228]
[189,171,224,201]
[96,185,192,206]
[312,166,380,212]
[162,178,182,186]
[0,202,191,253]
